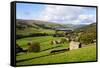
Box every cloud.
[78,14,96,24]
[38,5,96,24]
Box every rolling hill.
[75,23,96,33]
[16,19,88,36]
[16,20,97,66]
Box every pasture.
[16,36,96,66]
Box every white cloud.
[38,5,96,24]
[78,14,96,24]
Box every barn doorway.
[79,43,82,48]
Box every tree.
[79,32,96,44]
[27,42,40,52]
[16,44,23,53]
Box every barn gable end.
[69,41,81,50]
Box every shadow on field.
[41,45,61,52]
[16,49,66,63]
[16,54,50,63]
[16,45,61,56]
[16,45,66,63]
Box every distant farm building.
[69,41,82,50]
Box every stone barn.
[69,41,82,50]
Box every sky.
[16,3,96,25]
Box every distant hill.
[75,23,96,33]
[16,19,64,36]
[16,19,95,37]
[16,19,64,29]
[16,19,87,30]
[74,23,96,44]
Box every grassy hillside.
[16,36,68,50]
[16,44,96,66]
[16,19,85,36]
[16,19,97,66]
[16,19,57,36]
[71,23,96,44]
[16,19,64,30]
[75,23,96,33]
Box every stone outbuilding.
[69,41,82,50]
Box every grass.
[16,45,96,66]
[16,36,69,64]
[16,19,97,66]
[16,36,96,66]
[16,27,55,36]
[16,36,68,51]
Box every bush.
[27,42,40,52]
[16,44,23,53]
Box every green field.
[16,36,68,50]
[16,36,96,66]
[16,28,55,36]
